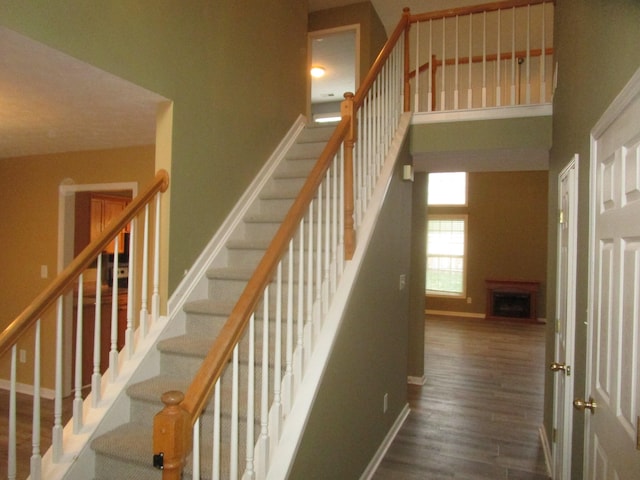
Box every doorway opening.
[308,25,360,124]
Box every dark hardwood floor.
[373,315,550,480]
[2,315,549,479]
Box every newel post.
[403,7,412,113]
[153,390,192,480]
[341,92,356,260]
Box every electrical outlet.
[40,265,48,279]
[19,349,27,363]
[398,274,406,291]
[383,393,388,413]
[466,297,472,304]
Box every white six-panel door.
[585,68,640,479]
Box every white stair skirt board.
[359,404,411,480]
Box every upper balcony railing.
[407,0,554,114]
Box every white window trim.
[426,213,468,298]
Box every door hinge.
[559,209,565,225]
[552,427,557,443]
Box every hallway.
[373,315,550,479]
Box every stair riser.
[236,220,281,240]
[286,141,326,159]
[184,311,228,338]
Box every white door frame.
[56,180,138,395]
[551,155,578,479]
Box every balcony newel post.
[341,92,356,260]
[153,390,192,480]
[403,7,411,112]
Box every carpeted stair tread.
[183,299,235,316]
[127,374,189,403]
[205,266,255,281]
[157,334,213,357]
[91,422,153,466]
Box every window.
[426,215,467,296]
[426,172,468,297]
[427,172,467,205]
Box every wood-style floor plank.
[372,315,550,480]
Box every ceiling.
[0,27,166,160]
[1,1,484,160]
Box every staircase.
[90,124,334,479]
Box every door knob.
[573,397,597,413]
[550,362,571,375]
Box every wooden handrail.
[153,120,351,478]
[0,169,170,359]
[409,0,553,24]
[353,8,411,111]
[153,8,416,476]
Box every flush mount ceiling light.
[310,66,326,78]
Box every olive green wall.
[0,0,308,293]
[0,146,155,389]
[426,171,548,317]
[411,116,552,153]
[548,1,640,477]
[309,1,387,81]
[289,140,412,479]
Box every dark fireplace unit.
[486,280,540,322]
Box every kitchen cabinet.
[90,194,130,254]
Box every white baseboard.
[407,375,425,385]
[360,403,411,480]
[539,424,553,479]
[0,379,55,399]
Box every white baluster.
[110,235,119,381]
[31,319,42,479]
[305,207,314,361]
[256,288,270,476]
[52,297,63,461]
[496,9,502,107]
[414,21,420,111]
[243,314,256,480]
[428,19,433,112]
[482,11,487,108]
[212,379,221,480]
[92,253,103,407]
[193,417,200,480]
[295,222,305,386]
[269,264,283,456]
[454,15,459,110]
[125,218,136,357]
[73,273,84,433]
[540,2,546,103]
[8,346,17,480]
[468,14,473,108]
[231,344,239,480]
[152,193,161,323]
[140,204,150,336]
[323,172,330,315]
[511,7,516,105]
[283,241,294,414]
[440,18,446,110]
[526,4,531,104]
